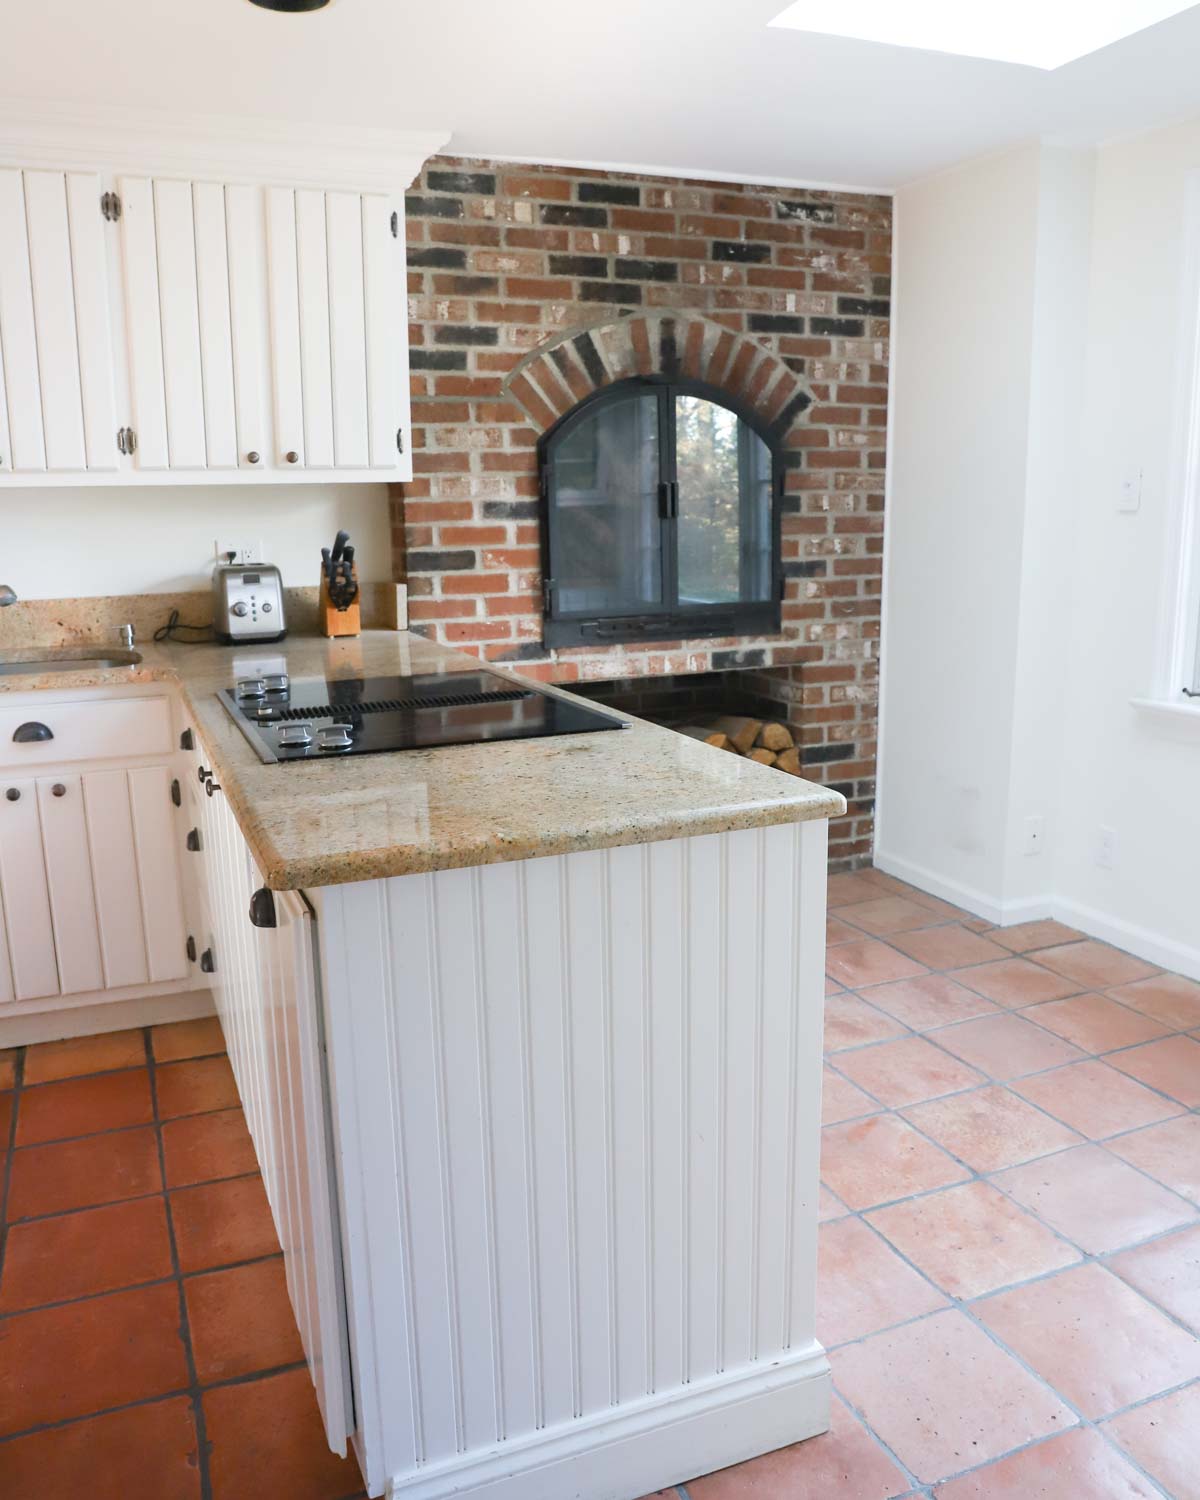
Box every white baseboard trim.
[873,850,1200,982]
[384,1344,831,1500]
[0,987,216,1047]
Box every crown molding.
[0,100,450,193]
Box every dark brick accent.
[541,204,608,227]
[712,241,772,263]
[488,641,549,662]
[771,391,814,432]
[573,332,607,388]
[838,297,891,317]
[810,317,865,337]
[444,275,499,295]
[659,320,680,377]
[426,169,496,195]
[776,200,836,223]
[410,349,468,371]
[578,182,641,205]
[549,254,608,278]
[783,559,828,578]
[712,649,767,670]
[804,742,855,764]
[749,314,805,334]
[409,247,467,270]
[433,325,500,347]
[616,259,678,282]
[579,282,642,305]
[406,196,464,219]
[406,549,476,571]
[483,500,540,520]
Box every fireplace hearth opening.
[539,376,783,647]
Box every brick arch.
[502,313,812,436]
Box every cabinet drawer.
[0,696,173,768]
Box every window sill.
[1130,696,1200,725]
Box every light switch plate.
[1118,472,1142,513]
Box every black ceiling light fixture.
[247,0,332,11]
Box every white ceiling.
[7,0,1200,189]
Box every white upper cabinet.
[0,110,446,485]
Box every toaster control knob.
[231,601,249,618]
[261,601,273,613]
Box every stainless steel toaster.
[213,563,287,645]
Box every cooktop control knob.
[235,678,266,700]
[277,722,314,747]
[263,673,290,693]
[317,724,354,752]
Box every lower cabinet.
[0,765,188,1003]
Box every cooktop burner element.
[218,669,626,763]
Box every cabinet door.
[0,880,15,1005]
[128,766,189,982]
[82,768,150,990]
[151,179,208,470]
[364,194,406,471]
[265,187,306,469]
[117,176,170,470]
[37,776,104,995]
[0,780,59,1000]
[225,185,271,472]
[192,182,239,470]
[0,169,47,472]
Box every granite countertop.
[0,631,846,889]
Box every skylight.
[768,0,1199,70]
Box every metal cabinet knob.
[4,788,18,802]
[205,777,222,797]
[247,451,261,465]
[286,450,299,464]
[51,783,66,798]
[198,765,211,785]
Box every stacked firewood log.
[675,715,804,775]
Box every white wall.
[4,482,391,598]
[880,126,1200,978]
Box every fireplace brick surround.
[397,158,892,865]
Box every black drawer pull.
[249,888,277,928]
[186,828,201,852]
[200,948,215,974]
[13,721,52,743]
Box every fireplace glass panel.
[553,389,663,615]
[675,395,773,605]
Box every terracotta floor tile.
[0,1396,201,1500]
[1107,1223,1200,1333]
[0,1281,188,1435]
[989,920,1085,955]
[688,1394,912,1499]
[823,994,909,1052]
[860,868,922,897]
[1107,1035,1200,1107]
[1110,972,1200,1032]
[994,1145,1197,1255]
[152,1015,227,1063]
[832,1309,1074,1485]
[904,1086,1081,1173]
[0,1196,173,1311]
[826,938,929,990]
[821,1066,879,1125]
[950,958,1083,1008]
[826,975,845,996]
[186,1255,303,1382]
[15,1068,154,1146]
[162,1107,258,1188]
[1104,1382,1200,1500]
[821,1114,968,1210]
[1035,940,1159,990]
[0,1049,15,1090]
[818,1185,850,1222]
[1026,992,1170,1053]
[817,1215,947,1346]
[0,1090,11,1145]
[156,1054,240,1120]
[932,1426,1159,1499]
[1106,1115,1200,1202]
[867,1181,1079,1299]
[204,1366,365,1500]
[827,914,859,946]
[838,894,945,936]
[1014,1060,1182,1140]
[976,1262,1200,1417]
[827,872,889,907]
[889,925,1009,971]
[170,1173,280,1273]
[930,1013,1085,1080]
[859,974,1000,1031]
[6,1125,162,1219]
[834,1036,985,1108]
[23,1028,146,1085]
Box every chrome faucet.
[0,585,16,607]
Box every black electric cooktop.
[218,669,627,764]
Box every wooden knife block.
[320,567,361,638]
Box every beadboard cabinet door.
[0,168,119,475]
[0,780,59,1001]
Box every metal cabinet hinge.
[390,211,399,238]
[186,935,197,963]
[116,426,137,456]
[170,778,181,808]
[200,947,215,974]
[180,728,194,751]
[100,192,122,222]
[186,828,201,853]
[396,426,404,454]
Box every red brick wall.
[398,158,891,866]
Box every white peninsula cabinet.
[0,106,447,485]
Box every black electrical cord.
[153,610,215,645]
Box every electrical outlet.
[1097,826,1117,869]
[214,539,262,567]
[1118,470,1143,513]
[1022,815,1045,856]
